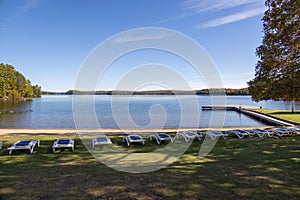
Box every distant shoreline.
[42,88,250,96]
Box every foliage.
[0,63,41,99]
[248,0,300,111]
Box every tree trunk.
[291,99,295,114]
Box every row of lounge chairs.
[122,127,300,146]
[2,127,300,153]
[1,133,174,153]
[123,133,175,147]
[109,126,300,147]
[4,138,74,155]
[122,133,171,147]
[226,127,300,139]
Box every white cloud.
[182,0,261,13]
[154,13,188,25]
[198,7,266,28]
[178,0,266,28]
[112,32,174,44]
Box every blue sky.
[0,0,266,92]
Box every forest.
[0,63,41,100]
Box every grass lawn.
[1,133,300,200]
[251,109,300,124]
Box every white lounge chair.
[123,135,145,147]
[149,133,174,144]
[251,129,273,138]
[204,131,228,140]
[92,136,112,149]
[287,126,300,135]
[176,131,203,142]
[226,130,254,139]
[269,128,293,137]
[7,140,40,155]
[52,138,74,152]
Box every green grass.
[252,109,300,124]
[1,134,300,199]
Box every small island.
[0,63,41,101]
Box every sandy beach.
[0,126,273,136]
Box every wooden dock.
[202,105,236,110]
[202,105,295,126]
[202,105,256,110]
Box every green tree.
[16,71,26,97]
[0,64,5,97]
[0,63,41,99]
[248,0,300,113]
[32,85,42,97]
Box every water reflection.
[0,100,33,127]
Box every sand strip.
[0,126,275,136]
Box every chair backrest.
[96,137,108,142]
[57,139,71,145]
[16,140,31,146]
[129,135,141,140]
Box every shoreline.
[0,126,274,136]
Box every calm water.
[0,95,298,128]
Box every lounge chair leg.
[184,137,189,142]
[156,138,160,145]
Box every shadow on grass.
[1,135,300,199]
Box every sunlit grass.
[0,133,300,199]
[252,109,300,123]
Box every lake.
[0,95,298,128]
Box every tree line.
[0,63,41,99]
[43,88,249,95]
